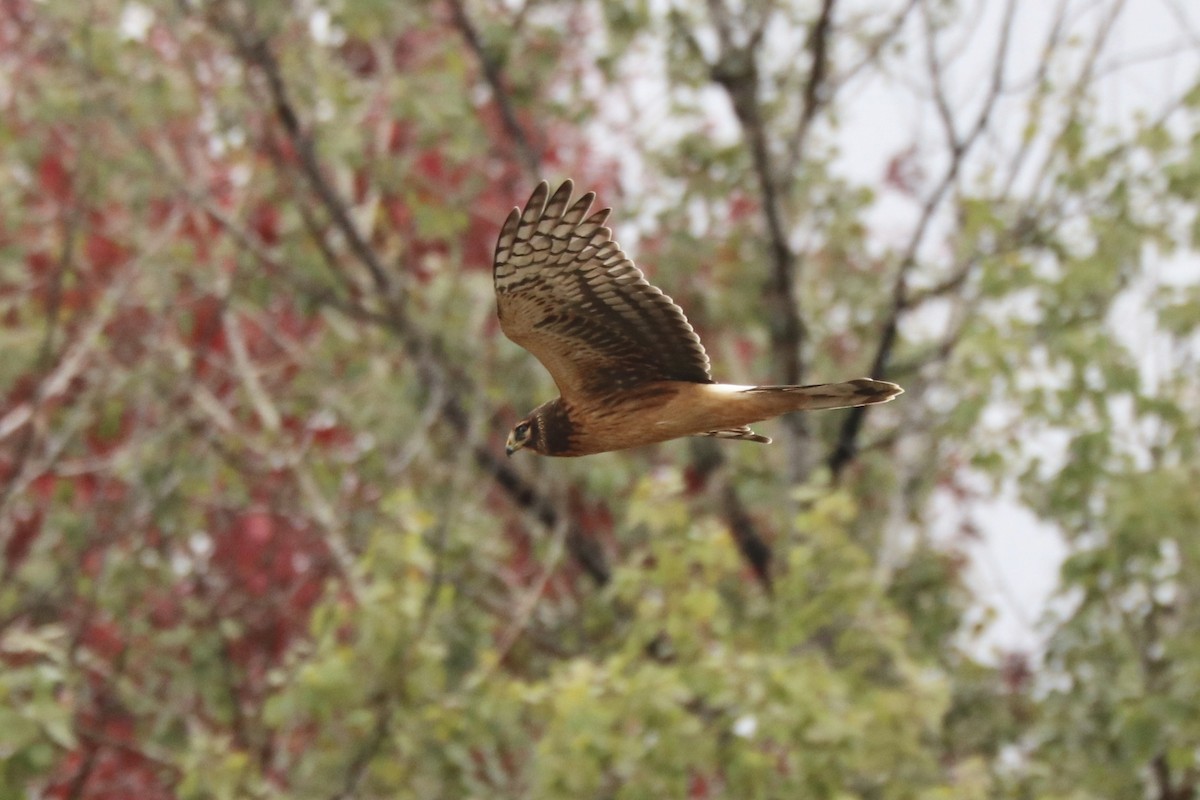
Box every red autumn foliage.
[728,191,757,223]
[104,305,156,366]
[338,37,378,78]
[44,746,174,800]
[80,618,126,661]
[1,4,643,797]
[38,150,73,204]
[84,233,130,280]
[248,201,280,245]
[884,145,923,196]
[689,771,714,798]
[3,506,42,569]
[207,509,335,662]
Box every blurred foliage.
[0,0,1197,798]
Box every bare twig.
[792,0,837,164]
[490,514,570,669]
[1022,0,1129,211]
[229,32,398,304]
[0,171,82,517]
[446,1,780,585]
[828,0,1017,478]
[707,0,810,479]
[447,0,541,177]
[330,693,394,800]
[821,0,920,103]
[721,483,773,593]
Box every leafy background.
[1,0,1198,798]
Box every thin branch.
[490,513,570,670]
[222,309,282,432]
[827,0,920,93]
[230,32,398,304]
[721,483,773,593]
[202,13,613,584]
[331,421,481,800]
[997,0,1067,198]
[330,692,393,800]
[708,0,810,479]
[0,240,153,522]
[447,0,541,177]
[792,0,837,164]
[0,167,82,517]
[828,0,1017,478]
[1164,0,1200,47]
[687,439,773,592]
[195,153,612,585]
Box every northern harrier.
[495,181,902,457]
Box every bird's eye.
[515,422,530,438]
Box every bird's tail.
[742,378,903,413]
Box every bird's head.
[505,415,538,456]
[506,399,572,456]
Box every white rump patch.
[704,383,756,395]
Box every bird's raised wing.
[493,181,712,401]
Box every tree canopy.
[1,1,1197,798]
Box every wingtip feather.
[850,378,904,402]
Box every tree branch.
[207,14,611,585]
[828,0,1017,478]
[452,3,771,585]
[792,0,837,163]
[708,0,810,479]
[231,36,398,306]
[447,0,541,177]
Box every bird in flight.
[494,181,902,457]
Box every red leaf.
[733,335,758,364]
[339,37,378,77]
[180,210,219,260]
[46,746,174,800]
[147,591,183,629]
[105,305,154,366]
[31,472,57,501]
[249,202,280,245]
[147,197,176,229]
[387,119,412,154]
[384,195,411,229]
[728,192,757,223]
[884,145,922,196]
[391,31,427,71]
[682,465,709,496]
[244,510,273,544]
[37,151,72,203]
[3,507,43,569]
[353,168,370,204]
[416,149,444,181]
[82,619,125,661]
[84,233,130,279]
[27,249,55,277]
[185,294,226,352]
[82,545,106,577]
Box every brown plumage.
[495,181,902,457]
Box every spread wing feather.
[494,181,712,400]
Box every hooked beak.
[505,433,520,457]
